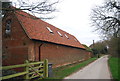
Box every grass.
[52,57,97,79]
[108,57,119,80]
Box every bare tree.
[91,0,120,57]
[91,0,120,38]
[1,0,59,19]
[1,1,11,15]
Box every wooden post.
[25,60,29,79]
[44,59,48,78]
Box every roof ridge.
[9,7,74,36]
[15,10,74,37]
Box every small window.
[5,19,11,35]
[57,31,63,37]
[46,27,53,33]
[65,34,69,39]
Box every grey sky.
[11,0,104,46]
[47,0,104,46]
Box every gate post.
[44,59,48,78]
[25,60,29,79]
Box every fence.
[0,59,48,80]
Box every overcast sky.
[11,0,105,46]
[46,0,105,46]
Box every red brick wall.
[34,41,91,67]
[2,12,31,65]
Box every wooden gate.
[0,59,48,80]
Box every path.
[65,55,111,79]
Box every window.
[5,20,11,35]
[57,31,63,37]
[65,34,69,39]
[46,27,53,33]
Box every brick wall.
[34,41,91,67]
[2,12,30,65]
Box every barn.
[2,8,92,68]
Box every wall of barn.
[34,41,91,68]
[2,12,31,66]
[2,12,91,68]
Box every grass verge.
[52,57,97,79]
[108,57,119,80]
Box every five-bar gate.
[0,59,48,80]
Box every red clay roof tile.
[14,10,85,49]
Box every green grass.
[52,57,97,79]
[108,57,119,80]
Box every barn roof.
[14,10,85,49]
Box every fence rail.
[0,59,48,80]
